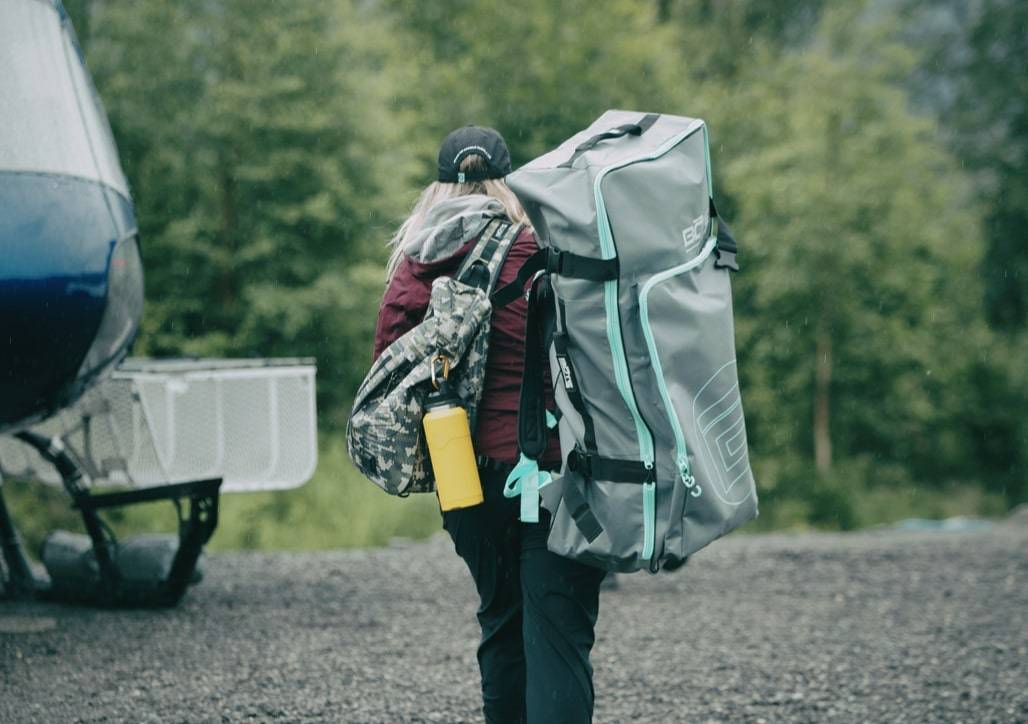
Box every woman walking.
[372,126,607,723]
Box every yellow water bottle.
[423,357,483,511]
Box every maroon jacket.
[373,226,561,465]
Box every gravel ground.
[1,517,1025,723]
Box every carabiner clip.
[430,354,452,390]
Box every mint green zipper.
[636,121,715,497]
[592,124,702,467]
[591,120,705,565]
[592,189,654,468]
[638,235,717,495]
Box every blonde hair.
[386,155,529,280]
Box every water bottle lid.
[425,385,461,410]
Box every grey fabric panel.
[643,254,757,560]
[509,167,600,255]
[546,287,655,570]
[556,287,640,458]
[602,129,710,276]
[546,471,650,573]
[510,112,700,253]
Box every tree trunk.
[217,155,239,314]
[814,309,833,473]
[814,111,840,475]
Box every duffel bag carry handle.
[559,113,660,168]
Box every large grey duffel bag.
[506,110,758,573]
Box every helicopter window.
[74,233,145,387]
[0,0,130,199]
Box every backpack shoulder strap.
[515,275,604,542]
[455,217,525,295]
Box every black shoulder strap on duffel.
[517,274,551,459]
[516,274,605,544]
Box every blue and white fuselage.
[0,0,144,432]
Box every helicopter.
[0,0,318,607]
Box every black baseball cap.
[437,125,512,183]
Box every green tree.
[924,0,1028,331]
[710,6,993,510]
[905,0,1028,502]
[384,0,689,168]
[83,0,418,423]
[662,0,828,80]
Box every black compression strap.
[491,247,546,308]
[710,199,740,271]
[555,251,619,281]
[561,476,603,543]
[491,248,618,308]
[566,450,652,483]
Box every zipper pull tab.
[678,455,702,498]
[677,455,693,485]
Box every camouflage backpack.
[347,217,526,495]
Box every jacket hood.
[403,194,505,274]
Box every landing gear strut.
[0,431,221,607]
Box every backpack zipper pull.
[677,455,703,498]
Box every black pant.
[442,465,607,724]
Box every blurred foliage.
[14,0,1023,551]
[714,6,993,501]
[81,0,416,422]
[382,0,688,167]
[204,439,443,551]
[909,0,1028,332]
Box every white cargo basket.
[0,358,318,493]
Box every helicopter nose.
[0,173,142,431]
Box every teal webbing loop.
[546,410,558,429]
[521,470,541,523]
[504,454,538,497]
[504,453,552,523]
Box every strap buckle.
[566,449,592,478]
[545,247,562,275]
[714,248,739,271]
[710,199,740,272]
